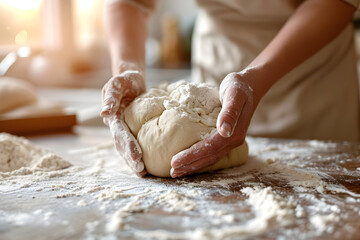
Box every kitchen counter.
[1,126,360,240]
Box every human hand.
[101,68,147,177]
[170,72,255,178]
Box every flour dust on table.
[1,134,360,239]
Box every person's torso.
[191,0,360,141]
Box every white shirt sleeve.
[105,0,158,15]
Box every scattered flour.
[241,186,296,229]
[156,190,197,212]
[77,199,89,207]
[95,187,142,201]
[1,134,359,239]
[310,213,340,233]
[107,209,130,232]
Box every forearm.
[244,0,356,103]
[104,2,149,75]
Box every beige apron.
[192,0,360,141]
[108,0,360,141]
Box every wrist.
[236,64,273,107]
[112,61,145,76]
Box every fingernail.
[220,121,232,137]
[170,168,181,178]
[135,161,144,172]
[170,168,175,177]
[101,105,111,114]
[170,156,180,168]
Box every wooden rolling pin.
[0,113,77,135]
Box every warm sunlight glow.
[15,30,28,44]
[77,0,96,13]
[0,0,41,11]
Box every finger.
[171,143,232,178]
[217,85,246,138]
[171,154,219,178]
[100,78,123,117]
[170,132,230,177]
[231,97,253,143]
[101,89,122,117]
[171,132,223,168]
[219,73,234,103]
[111,119,142,162]
[109,117,144,173]
[114,131,144,173]
[103,117,109,127]
[135,169,147,177]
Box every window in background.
[0,0,197,86]
[73,0,105,49]
[0,0,110,87]
[72,0,109,71]
[0,0,43,47]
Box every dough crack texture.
[124,80,248,177]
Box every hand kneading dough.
[124,80,248,177]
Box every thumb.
[216,85,245,138]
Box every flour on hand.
[124,80,248,177]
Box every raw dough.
[0,77,66,119]
[124,80,248,177]
[1,101,64,119]
[0,77,37,114]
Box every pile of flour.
[0,133,72,174]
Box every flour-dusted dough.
[0,77,37,114]
[124,80,248,177]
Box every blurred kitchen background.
[1,0,360,132]
[0,0,198,131]
[0,0,197,89]
[4,0,360,88]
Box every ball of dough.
[0,77,37,114]
[124,80,248,177]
